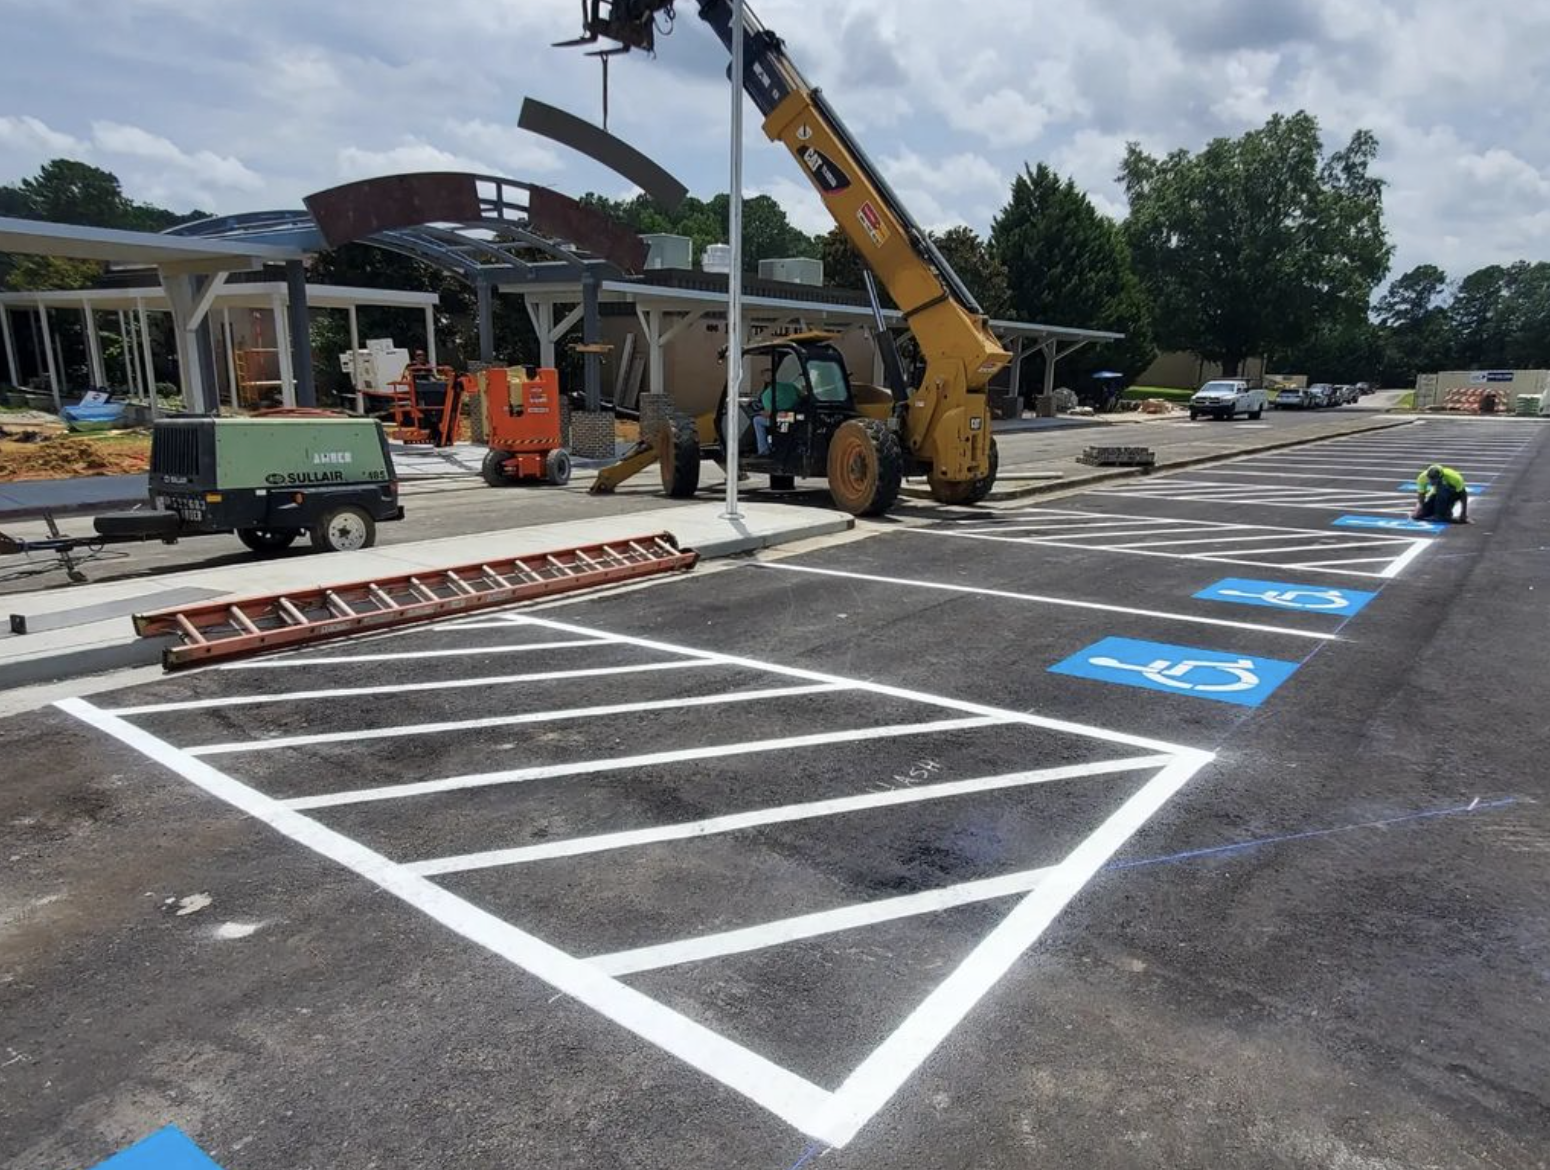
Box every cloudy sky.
[2,0,1548,284]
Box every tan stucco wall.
[1137,351,1267,388]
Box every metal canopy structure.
[0,281,438,415]
[167,173,625,412]
[0,215,310,412]
[509,268,1124,405]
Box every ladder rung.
[444,570,479,596]
[480,564,514,588]
[174,613,207,644]
[277,597,308,626]
[407,577,439,603]
[324,590,356,618]
[227,606,260,636]
[545,555,576,576]
[367,583,399,610]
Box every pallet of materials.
[1077,445,1155,467]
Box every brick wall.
[569,409,615,459]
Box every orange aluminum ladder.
[134,533,697,670]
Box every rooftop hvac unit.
[701,243,732,273]
[759,257,824,286]
[640,233,692,270]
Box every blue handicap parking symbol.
[1195,577,1376,615]
[91,1126,225,1170]
[1333,515,1447,533]
[1049,636,1300,707]
[1393,482,1485,493]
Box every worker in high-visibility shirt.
[1414,464,1469,523]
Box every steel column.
[37,305,61,410]
[283,261,316,407]
[722,0,745,520]
[0,307,18,388]
[582,269,601,410]
[476,278,495,365]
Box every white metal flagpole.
[722,0,745,520]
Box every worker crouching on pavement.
[1415,464,1469,523]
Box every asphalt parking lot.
[4,418,1548,1169]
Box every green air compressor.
[92,416,404,555]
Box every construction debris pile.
[0,426,151,481]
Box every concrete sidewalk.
[0,502,849,689]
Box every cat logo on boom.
[799,144,850,194]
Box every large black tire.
[928,438,999,505]
[310,505,376,553]
[237,527,299,557]
[658,413,701,499]
[826,418,902,516]
[481,449,518,487]
[545,448,572,486]
[1189,410,1199,420]
[1249,407,1263,419]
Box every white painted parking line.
[55,697,835,1140]
[753,561,1342,640]
[219,638,612,669]
[491,612,1195,755]
[589,864,1057,977]
[60,614,1215,1150]
[407,755,1176,875]
[287,717,1007,811]
[107,660,713,715]
[1202,469,1465,484]
[1376,540,1432,579]
[809,750,1210,1149]
[186,683,848,756]
[920,508,1427,578]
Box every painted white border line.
[751,561,1341,641]
[909,528,1409,579]
[1377,539,1431,579]
[53,697,833,1140]
[487,612,1197,757]
[408,755,1174,875]
[287,717,1006,810]
[218,638,612,669]
[1000,507,1416,540]
[187,683,848,756]
[108,660,711,715]
[808,749,1212,1148]
[590,864,1057,976]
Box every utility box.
[641,234,692,270]
[701,243,732,273]
[759,257,824,286]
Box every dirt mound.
[0,431,151,482]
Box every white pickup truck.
[1189,379,1268,421]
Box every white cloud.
[90,122,262,190]
[336,140,496,182]
[0,115,88,157]
[0,0,1546,287]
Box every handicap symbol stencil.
[1049,636,1301,707]
[1195,577,1376,615]
[1333,515,1447,533]
[90,1125,226,1170]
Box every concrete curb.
[903,415,1417,504]
[1,505,851,690]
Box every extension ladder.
[134,533,697,670]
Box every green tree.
[578,191,821,269]
[1499,261,1550,368]
[929,225,1011,319]
[1276,312,1383,384]
[992,163,1156,383]
[1122,112,1391,375]
[821,227,867,292]
[1375,263,1451,384]
[1448,264,1510,368]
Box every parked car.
[1189,379,1268,420]
[1307,383,1336,407]
[1273,386,1309,409]
[1355,381,1375,396]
